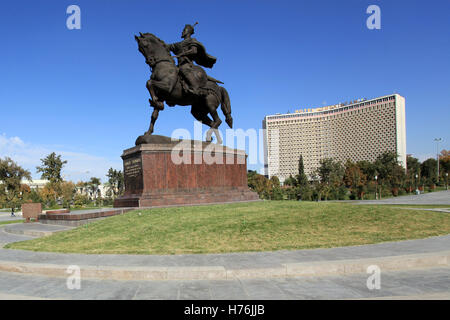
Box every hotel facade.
[263,94,406,182]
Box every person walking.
[11,207,15,217]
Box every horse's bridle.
[146,56,173,69]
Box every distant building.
[20,179,49,190]
[263,93,406,182]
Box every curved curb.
[0,250,448,281]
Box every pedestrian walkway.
[0,267,448,300]
[0,221,449,280]
[356,190,450,205]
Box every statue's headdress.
[184,22,198,35]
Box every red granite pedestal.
[113,136,259,208]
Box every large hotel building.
[263,93,406,182]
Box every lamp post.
[446,173,449,190]
[434,138,442,186]
[375,175,378,200]
[415,174,418,194]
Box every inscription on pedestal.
[124,158,142,178]
[123,155,143,193]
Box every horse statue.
[134,32,233,143]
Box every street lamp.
[446,173,449,190]
[434,138,442,185]
[415,174,418,194]
[374,175,378,200]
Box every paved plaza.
[356,190,450,205]
[0,191,449,300]
[0,267,448,300]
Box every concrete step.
[3,223,73,237]
[0,250,448,281]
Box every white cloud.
[0,133,121,182]
[412,153,436,162]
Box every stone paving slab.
[0,250,448,281]
[3,223,73,237]
[0,267,448,300]
[1,234,449,269]
[0,226,34,248]
[0,232,449,280]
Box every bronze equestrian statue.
[135,23,233,143]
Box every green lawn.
[0,220,24,226]
[6,201,450,255]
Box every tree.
[283,175,296,187]
[36,152,67,184]
[269,176,283,200]
[344,160,367,199]
[296,155,309,187]
[406,155,421,192]
[420,158,438,186]
[106,168,124,198]
[439,150,450,181]
[248,171,271,200]
[60,181,76,208]
[0,157,32,208]
[87,177,101,202]
[375,151,406,196]
[356,160,377,181]
[314,158,344,200]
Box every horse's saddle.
[179,64,223,98]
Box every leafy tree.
[406,155,421,192]
[106,168,124,198]
[248,171,271,199]
[269,176,283,200]
[375,151,406,196]
[60,181,76,208]
[0,157,32,208]
[87,177,101,202]
[40,184,58,208]
[73,193,90,207]
[439,150,450,184]
[36,152,67,184]
[420,158,438,186]
[296,155,309,187]
[283,175,297,187]
[356,160,377,181]
[314,158,344,200]
[407,156,420,175]
[344,160,367,199]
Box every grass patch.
[0,220,24,226]
[5,201,450,255]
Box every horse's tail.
[219,86,233,128]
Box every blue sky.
[1,0,449,181]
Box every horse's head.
[135,32,172,67]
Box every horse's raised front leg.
[146,80,165,111]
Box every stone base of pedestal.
[113,135,259,208]
[114,187,259,208]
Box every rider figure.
[168,23,217,96]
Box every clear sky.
[1,0,449,182]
